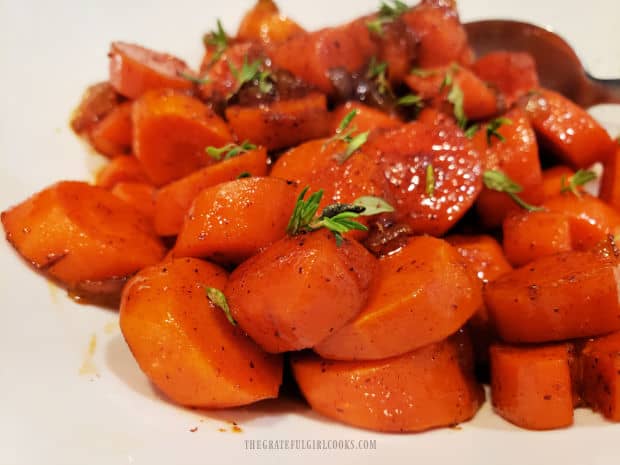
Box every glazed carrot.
[70,82,120,135]
[402,0,473,67]
[473,108,544,227]
[490,344,575,430]
[132,89,233,186]
[1,181,166,289]
[329,102,402,134]
[226,230,376,353]
[237,0,305,46]
[371,16,417,83]
[96,155,149,189]
[292,333,484,432]
[471,52,539,107]
[89,101,133,158]
[485,250,620,343]
[119,258,282,408]
[366,120,482,235]
[502,211,572,266]
[108,42,194,99]
[523,88,616,168]
[600,145,620,209]
[154,148,268,236]
[542,166,575,200]
[173,177,298,264]
[581,331,620,421]
[110,182,156,224]
[314,236,482,360]
[225,93,330,151]
[269,22,377,94]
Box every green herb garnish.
[447,82,467,129]
[206,140,256,161]
[486,117,513,145]
[464,124,480,139]
[483,170,544,212]
[237,171,252,179]
[366,0,408,36]
[203,19,228,66]
[397,94,424,109]
[228,56,266,95]
[426,164,436,197]
[177,71,210,85]
[326,110,370,164]
[560,169,597,197]
[367,56,392,96]
[205,286,236,326]
[410,68,437,78]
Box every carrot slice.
[237,0,305,46]
[491,344,575,430]
[111,182,156,224]
[154,148,268,236]
[133,89,233,186]
[523,88,615,168]
[173,177,298,264]
[292,333,484,432]
[1,181,165,288]
[542,166,575,200]
[108,42,194,99]
[120,257,282,408]
[314,236,482,360]
[226,230,376,353]
[581,331,620,421]
[89,101,133,158]
[329,102,402,134]
[70,82,120,135]
[96,156,150,189]
[225,93,330,151]
[600,145,620,209]
[485,250,620,343]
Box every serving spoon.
[464,19,620,107]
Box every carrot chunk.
[96,156,150,189]
[237,0,305,46]
[600,145,620,209]
[329,102,402,134]
[70,82,120,135]
[89,101,133,158]
[110,182,156,224]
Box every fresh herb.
[464,124,480,139]
[256,70,274,94]
[286,187,394,245]
[426,164,435,197]
[203,19,228,66]
[483,170,544,212]
[205,286,236,326]
[177,71,210,85]
[447,82,467,129]
[486,117,513,145]
[560,169,597,197]
[206,140,256,161]
[410,68,437,78]
[228,56,264,94]
[326,110,370,164]
[237,171,252,179]
[397,94,424,109]
[440,68,455,90]
[366,0,408,36]
[367,56,392,96]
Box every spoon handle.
[586,74,620,106]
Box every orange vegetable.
[108,42,194,99]
[70,82,120,135]
[473,108,544,228]
[1,181,165,289]
[329,102,402,134]
[132,89,233,186]
[173,177,298,264]
[89,101,133,158]
[372,16,418,83]
[485,250,620,343]
[600,145,620,209]
[471,52,539,107]
[523,88,616,168]
[581,331,620,421]
[110,182,156,224]
[314,236,482,360]
[119,257,282,407]
[237,0,305,46]
[490,344,575,430]
[292,333,484,432]
[225,93,330,151]
[96,155,150,189]
[226,230,376,353]
[542,166,575,200]
[154,148,268,236]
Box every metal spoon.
[464,19,620,107]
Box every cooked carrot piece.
[581,332,620,421]
[70,82,120,135]
[173,177,298,264]
[226,230,376,353]
[314,236,482,360]
[1,181,166,289]
[502,211,572,266]
[292,333,484,432]
[471,52,540,107]
[237,0,305,46]
[485,250,620,343]
[402,0,473,67]
[96,155,150,189]
[133,89,233,186]
[600,145,620,209]
[154,148,268,236]
[523,88,616,168]
[473,108,544,227]
[89,101,133,158]
[225,93,329,151]
[329,102,402,134]
[108,42,194,99]
[490,344,575,430]
[366,120,482,235]
[110,182,156,224]
[372,17,418,83]
[120,257,282,408]
[269,22,377,94]
[542,165,575,200]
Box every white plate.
[1,1,619,464]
